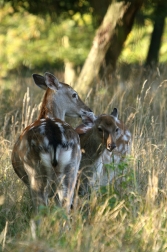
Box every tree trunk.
[75,0,144,95]
[105,0,144,71]
[63,36,76,85]
[145,2,167,66]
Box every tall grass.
[1,66,167,251]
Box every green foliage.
[104,156,134,187]
[99,156,135,209]
[4,0,92,19]
[0,3,94,77]
[1,1,167,77]
[119,5,167,64]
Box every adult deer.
[12,72,94,212]
[75,108,131,194]
[75,108,119,195]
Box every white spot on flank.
[43,137,49,148]
[55,122,63,127]
[39,125,46,134]
[41,122,46,125]
[55,121,69,128]
[56,123,68,145]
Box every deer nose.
[81,110,96,123]
[107,143,116,152]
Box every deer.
[75,108,120,195]
[97,115,131,188]
[11,72,95,213]
[75,108,131,195]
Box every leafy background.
[1,1,167,251]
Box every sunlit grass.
[1,66,167,251]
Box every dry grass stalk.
[0,67,167,251]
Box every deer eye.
[116,128,119,132]
[72,93,77,98]
[98,126,103,132]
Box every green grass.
[1,65,167,251]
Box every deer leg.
[24,163,49,212]
[30,189,47,211]
[77,165,94,197]
[11,150,29,186]
[55,153,80,212]
[54,167,78,212]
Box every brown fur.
[11,72,94,212]
[76,113,119,195]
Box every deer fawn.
[98,114,131,188]
[12,72,94,212]
[75,108,131,194]
[75,108,119,195]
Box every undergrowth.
[0,65,167,251]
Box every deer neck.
[38,90,65,120]
[80,128,105,157]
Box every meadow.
[0,65,167,252]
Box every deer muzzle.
[107,142,116,152]
[80,110,97,123]
[107,134,116,152]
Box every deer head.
[33,72,94,121]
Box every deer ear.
[75,123,93,135]
[111,108,118,118]
[44,72,62,90]
[32,74,47,90]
